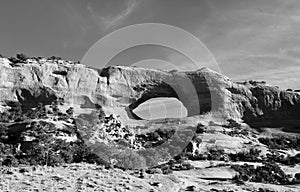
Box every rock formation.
[0,60,299,128]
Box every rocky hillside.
[0,59,299,128]
[1,58,300,191]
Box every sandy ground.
[1,163,299,192]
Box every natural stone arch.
[127,78,212,120]
[132,97,188,120]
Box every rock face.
[0,61,299,128]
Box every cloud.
[234,65,300,89]
[220,53,300,89]
[280,47,300,60]
[87,0,139,31]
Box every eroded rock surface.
[0,62,299,127]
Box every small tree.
[115,150,146,170]
[36,103,46,118]
[50,100,60,117]
[49,56,62,61]
[0,124,9,142]
[16,53,28,62]
[8,57,19,64]
[66,107,74,117]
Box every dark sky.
[0,0,299,88]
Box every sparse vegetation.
[264,151,300,166]
[232,162,291,185]
[146,158,194,175]
[114,150,146,170]
[16,53,29,62]
[229,148,262,162]
[0,102,48,123]
[7,53,29,64]
[195,123,206,133]
[0,120,108,167]
[48,56,62,61]
[258,136,300,151]
[135,128,176,148]
[66,107,74,117]
[0,100,110,167]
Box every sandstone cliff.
[0,60,299,128]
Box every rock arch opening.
[132,97,188,120]
[126,77,213,120]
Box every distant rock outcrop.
[0,60,299,128]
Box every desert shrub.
[265,152,300,166]
[48,56,62,60]
[17,137,105,167]
[26,146,63,166]
[0,124,9,142]
[1,100,70,123]
[136,128,175,148]
[229,148,262,162]
[21,141,50,166]
[50,100,60,116]
[146,158,194,174]
[7,53,29,64]
[146,168,163,174]
[47,153,65,166]
[25,109,46,120]
[207,147,225,161]
[0,102,49,123]
[0,101,112,167]
[0,143,14,154]
[16,53,28,62]
[0,111,10,122]
[226,119,241,128]
[152,159,194,173]
[208,121,217,126]
[232,162,290,185]
[66,107,74,117]
[1,155,19,166]
[138,148,171,167]
[257,188,276,192]
[82,142,115,168]
[183,147,227,161]
[195,123,205,133]
[179,161,194,170]
[114,150,146,170]
[7,102,24,121]
[162,167,173,174]
[294,173,300,180]
[8,57,19,64]
[179,144,263,163]
[0,143,16,166]
[0,118,108,167]
[158,164,173,174]
[258,136,300,151]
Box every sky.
[0,0,299,90]
[0,0,300,89]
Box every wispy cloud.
[87,0,139,31]
[220,53,300,89]
[234,64,300,89]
